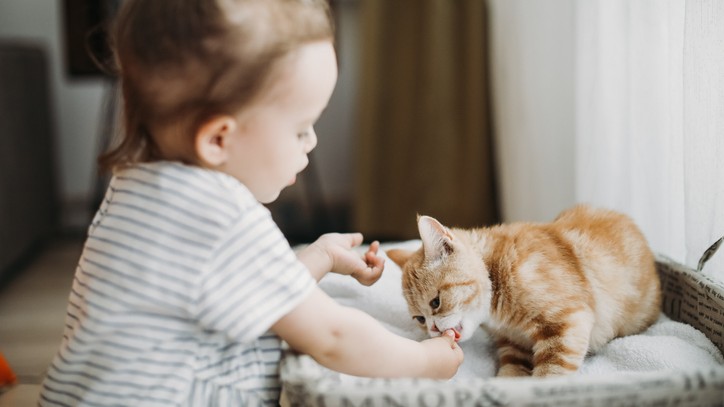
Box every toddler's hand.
[311,233,384,286]
[354,240,385,286]
[420,329,464,379]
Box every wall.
[306,0,360,206]
[0,0,105,231]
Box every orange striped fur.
[387,205,661,377]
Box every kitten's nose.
[431,323,440,333]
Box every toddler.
[38,0,463,406]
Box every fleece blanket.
[317,240,724,382]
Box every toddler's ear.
[387,249,413,268]
[195,115,237,166]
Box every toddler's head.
[102,0,337,202]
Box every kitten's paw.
[532,364,579,377]
[496,364,531,377]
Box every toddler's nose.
[304,127,318,153]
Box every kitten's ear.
[387,249,413,268]
[418,215,454,260]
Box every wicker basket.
[281,254,724,407]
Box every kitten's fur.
[388,205,661,377]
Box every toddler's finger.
[442,329,458,348]
[354,259,384,286]
[345,233,364,248]
[365,250,384,268]
[336,233,364,249]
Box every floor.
[0,238,83,406]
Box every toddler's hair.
[99,0,334,172]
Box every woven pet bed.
[281,242,724,407]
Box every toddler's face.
[223,40,338,203]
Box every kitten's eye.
[430,296,440,310]
[413,316,426,325]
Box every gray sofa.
[0,41,59,281]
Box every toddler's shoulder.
[117,161,264,227]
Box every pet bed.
[281,240,724,406]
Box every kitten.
[387,205,661,377]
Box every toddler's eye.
[297,130,310,139]
[430,296,440,310]
[413,316,426,324]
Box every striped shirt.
[39,161,316,406]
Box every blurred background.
[0,0,723,402]
[0,0,720,269]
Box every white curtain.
[576,0,724,281]
[490,0,724,281]
[488,0,576,224]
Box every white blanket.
[317,240,724,381]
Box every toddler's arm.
[271,287,464,379]
[296,233,384,285]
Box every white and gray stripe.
[39,162,315,406]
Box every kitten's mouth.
[435,322,463,341]
[452,323,463,341]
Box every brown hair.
[99,0,334,173]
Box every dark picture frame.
[62,0,121,78]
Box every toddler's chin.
[257,190,281,204]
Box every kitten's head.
[388,215,490,342]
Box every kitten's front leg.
[495,337,532,377]
[530,313,593,377]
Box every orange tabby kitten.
[388,205,661,377]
